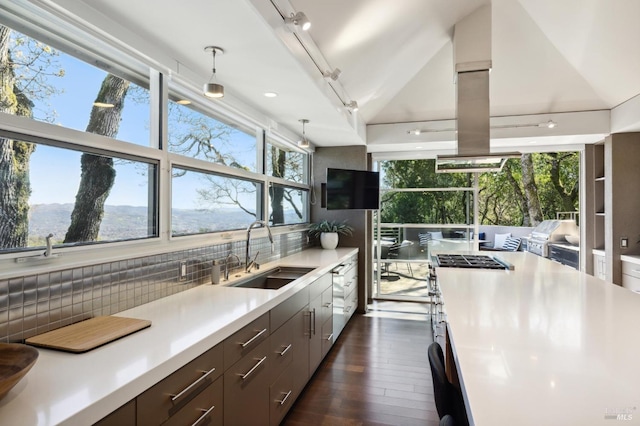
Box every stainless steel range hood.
[436,5,520,173]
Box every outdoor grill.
[525,220,579,257]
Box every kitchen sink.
[230,266,315,289]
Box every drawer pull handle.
[238,356,267,380]
[344,305,352,313]
[278,343,292,357]
[170,367,217,404]
[311,308,316,336]
[344,280,352,288]
[240,328,268,348]
[326,333,334,342]
[276,390,292,406]
[191,405,215,426]
[324,302,332,308]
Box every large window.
[1,25,151,147]
[171,167,262,236]
[266,138,307,183]
[167,99,258,172]
[269,184,308,226]
[0,132,157,254]
[0,13,310,261]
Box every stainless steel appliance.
[526,220,579,257]
[433,254,514,270]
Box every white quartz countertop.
[437,251,640,425]
[621,254,640,265]
[0,248,357,426]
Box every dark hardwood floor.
[282,308,440,426]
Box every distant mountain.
[28,203,301,241]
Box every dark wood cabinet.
[223,312,270,369]
[223,337,271,425]
[290,306,310,398]
[95,265,357,426]
[163,376,223,426]
[93,400,135,426]
[136,343,223,426]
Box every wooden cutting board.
[26,316,151,353]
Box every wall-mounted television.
[324,168,380,210]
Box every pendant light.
[203,46,224,99]
[298,119,310,148]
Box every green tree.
[381,154,579,228]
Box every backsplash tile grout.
[0,232,312,343]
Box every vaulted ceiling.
[55,0,640,156]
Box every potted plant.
[308,220,354,249]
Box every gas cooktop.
[434,254,514,270]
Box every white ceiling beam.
[611,94,640,133]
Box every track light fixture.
[203,46,224,99]
[297,119,310,148]
[409,119,559,135]
[345,100,359,112]
[285,11,311,31]
[323,68,342,81]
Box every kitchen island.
[438,251,640,425]
[0,248,357,425]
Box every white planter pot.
[320,232,339,249]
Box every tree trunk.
[269,146,286,224]
[64,74,129,243]
[548,153,579,212]
[502,162,530,226]
[521,154,543,225]
[0,26,36,248]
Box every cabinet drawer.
[163,375,223,426]
[137,343,223,426]
[344,287,357,316]
[271,286,309,332]
[320,285,333,325]
[269,317,293,382]
[622,272,640,292]
[224,313,270,368]
[309,273,332,301]
[94,400,135,426]
[343,273,357,299]
[622,261,640,280]
[269,369,295,426]
[321,317,334,357]
[224,338,271,426]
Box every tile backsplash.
[0,231,312,343]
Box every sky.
[18,35,256,209]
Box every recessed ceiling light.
[176,99,192,105]
[93,102,114,108]
[264,92,278,98]
[415,146,423,149]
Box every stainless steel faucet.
[246,220,274,273]
[224,252,241,281]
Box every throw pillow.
[502,236,521,251]
[493,232,511,249]
[430,231,444,240]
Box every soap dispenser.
[211,260,221,284]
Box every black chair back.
[440,414,456,426]
[428,342,455,418]
[428,342,470,426]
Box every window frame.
[0,7,311,275]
